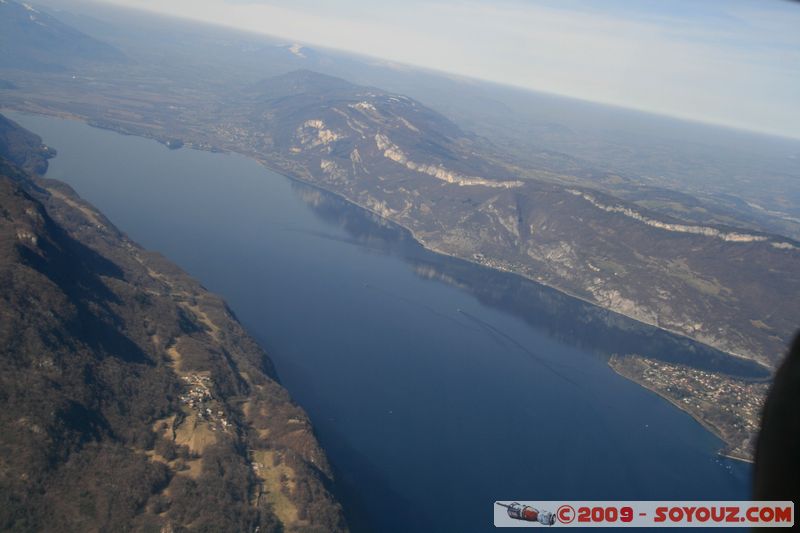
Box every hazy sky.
[97,0,800,139]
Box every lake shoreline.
[4,106,768,466]
[608,355,760,463]
[10,109,755,529]
[2,106,771,374]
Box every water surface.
[8,111,751,532]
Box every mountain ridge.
[0,113,346,532]
[222,69,799,368]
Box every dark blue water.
[7,111,752,532]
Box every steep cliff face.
[221,70,798,369]
[0,116,346,532]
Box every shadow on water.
[245,345,428,533]
[9,111,757,532]
[288,180,770,381]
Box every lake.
[7,111,752,532]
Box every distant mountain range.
[0,0,126,71]
[0,113,346,532]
